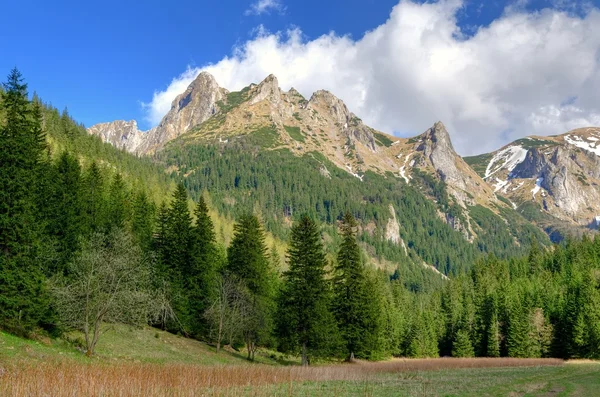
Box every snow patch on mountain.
[532,177,544,198]
[564,135,600,156]
[485,146,528,179]
[493,178,509,193]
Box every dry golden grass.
[0,358,563,396]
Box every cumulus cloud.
[141,0,600,155]
[245,0,285,16]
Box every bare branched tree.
[204,276,249,353]
[52,229,155,356]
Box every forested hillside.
[2,69,599,365]
[159,137,548,281]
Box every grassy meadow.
[1,326,598,396]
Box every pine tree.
[187,194,219,337]
[163,183,194,333]
[50,152,84,272]
[105,173,129,231]
[332,211,371,360]
[153,201,170,267]
[276,215,340,365]
[507,298,534,358]
[226,214,275,360]
[486,297,501,357]
[131,190,155,252]
[452,328,475,357]
[81,161,106,234]
[0,69,50,332]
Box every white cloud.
[245,0,285,16]
[142,0,600,155]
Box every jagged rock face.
[249,74,281,106]
[87,120,147,153]
[385,205,407,255]
[140,73,228,154]
[180,74,390,183]
[308,90,377,151]
[418,122,466,190]
[465,127,600,230]
[410,121,495,207]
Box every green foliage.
[332,212,381,359]
[226,214,276,360]
[373,132,394,148]
[463,153,493,178]
[284,125,305,142]
[452,329,475,357]
[160,140,540,288]
[248,126,280,147]
[0,69,52,334]
[276,215,341,364]
[187,195,220,337]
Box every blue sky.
[2,0,600,154]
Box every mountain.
[465,128,600,240]
[89,73,227,155]
[89,72,552,281]
[90,73,498,213]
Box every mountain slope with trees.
[3,69,600,367]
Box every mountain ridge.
[88,71,597,243]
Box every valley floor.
[0,326,597,396]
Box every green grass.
[250,363,600,396]
[463,152,493,178]
[284,125,305,142]
[0,325,283,366]
[216,86,253,114]
[1,330,598,396]
[373,132,394,148]
[248,126,280,147]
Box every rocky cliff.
[465,128,600,238]
[87,120,148,153]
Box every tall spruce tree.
[105,173,129,231]
[276,215,340,365]
[81,161,106,234]
[332,211,371,360]
[0,69,50,332]
[131,190,155,253]
[226,214,275,360]
[50,152,84,272]
[163,183,194,333]
[187,194,219,337]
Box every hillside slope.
[0,325,280,365]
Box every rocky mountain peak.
[249,74,282,105]
[417,122,463,186]
[421,121,455,151]
[88,119,146,153]
[413,122,495,206]
[308,90,349,120]
[137,72,228,154]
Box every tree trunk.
[301,342,308,366]
[216,314,223,353]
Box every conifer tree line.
[2,69,600,361]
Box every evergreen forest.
[2,69,600,363]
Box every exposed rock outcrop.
[89,72,227,154]
[465,127,600,231]
[87,120,147,153]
